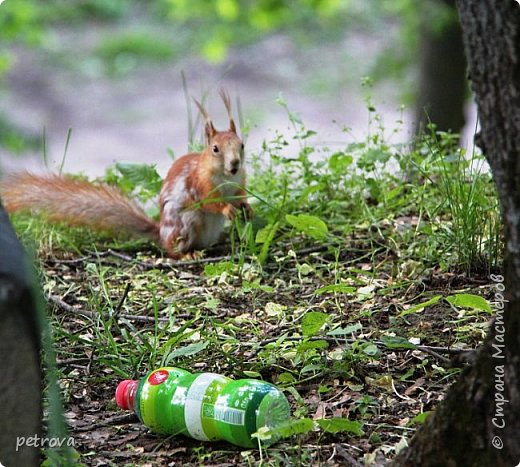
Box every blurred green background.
[0,0,472,176]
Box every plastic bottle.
[115,367,291,448]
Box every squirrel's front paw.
[223,204,237,220]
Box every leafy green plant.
[160,0,348,62]
[95,31,177,75]
[399,293,492,318]
[353,394,379,419]
[0,0,42,48]
[286,214,328,241]
[257,415,363,445]
[104,161,163,219]
[36,0,136,23]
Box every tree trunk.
[394,1,520,465]
[414,0,467,135]
[0,204,41,466]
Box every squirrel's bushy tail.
[0,172,160,240]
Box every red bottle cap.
[115,380,138,410]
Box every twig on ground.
[415,346,451,363]
[47,294,189,323]
[72,413,139,432]
[329,443,364,467]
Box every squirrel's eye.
[212,145,219,154]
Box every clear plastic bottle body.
[116,367,290,448]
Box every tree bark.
[415,0,467,134]
[393,1,520,465]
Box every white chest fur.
[213,170,243,199]
[195,212,226,248]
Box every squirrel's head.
[193,90,245,178]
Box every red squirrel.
[0,90,252,259]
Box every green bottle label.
[183,373,230,440]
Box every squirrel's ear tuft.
[204,121,217,144]
[219,88,237,134]
[228,117,237,134]
[193,97,217,143]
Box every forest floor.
[39,232,493,466]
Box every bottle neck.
[115,379,139,410]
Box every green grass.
[8,104,503,465]
[414,129,501,273]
